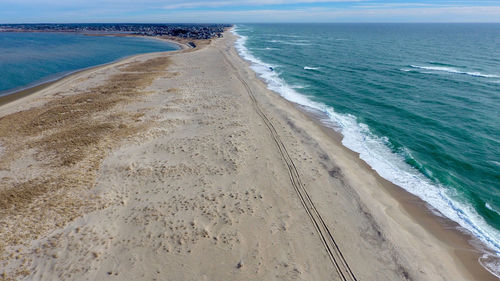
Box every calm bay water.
[233,24,500,262]
[0,32,178,95]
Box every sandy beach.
[0,31,497,280]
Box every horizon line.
[2,22,500,24]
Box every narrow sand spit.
[0,32,496,280]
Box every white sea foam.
[410,65,500,78]
[304,66,320,71]
[232,26,500,263]
[481,254,500,279]
[487,203,500,216]
[268,39,312,46]
[254,47,279,51]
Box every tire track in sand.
[219,48,358,281]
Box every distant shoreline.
[0,23,230,40]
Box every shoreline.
[301,105,499,279]
[228,30,499,279]
[0,32,185,107]
[0,29,498,280]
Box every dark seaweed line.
[220,48,358,281]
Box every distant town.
[0,23,232,40]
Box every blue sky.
[1,0,500,23]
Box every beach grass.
[0,56,171,267]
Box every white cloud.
[155,5,500,22]
[1,0,500,23]
[354,3,454,9]
[163,0,367,10]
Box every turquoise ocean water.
[0,32,178,96]
[233,24,500,270]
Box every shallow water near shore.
[233,23,500,274]
[0,32,179,96]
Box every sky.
[1,0,500,23]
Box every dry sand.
[0,32,497,280]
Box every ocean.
[0,32,179,96]
[233,23,500,269]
